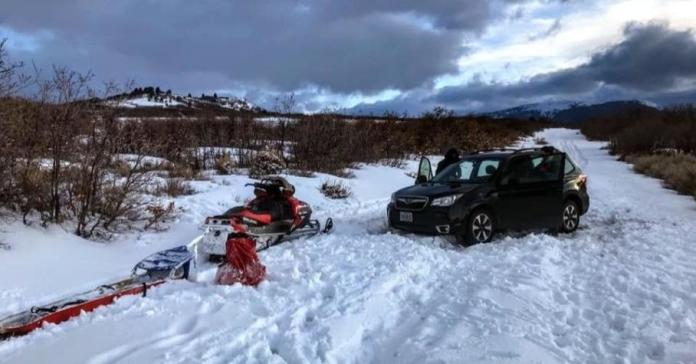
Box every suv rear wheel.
[560,200,580,233]
[459,209,494,246]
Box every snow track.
[2,129,696,363]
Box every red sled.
[0,246,193,339]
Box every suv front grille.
[395,196,429,211]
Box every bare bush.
[144,202,176,231]
[319,180,353,199]
[627,154,696,199]
[249,148,285,178]
[288,169,316,178]
[167,163,198,179]
[581,105,696,201]
[214,153,236,175]
[156,178,195,197]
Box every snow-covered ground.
[2,129,696,363]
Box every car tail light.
[578,174,588,186]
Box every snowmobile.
[0,246,194,339]
[198,176,333,262]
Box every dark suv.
[387,147,589,245]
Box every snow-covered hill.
[2,129,696,363]
[107,90,262,112]
[487,100,658,123]
[487,100,584,119]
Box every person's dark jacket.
[436,148,460,175]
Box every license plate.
[399,211,413,223]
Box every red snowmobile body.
[209,177,332,286]
[201,177,332,259]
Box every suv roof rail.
[467,147,518,155]
[467,146,560,155]
[512,146,560,154]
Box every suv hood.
[394,182,480,198]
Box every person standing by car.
[436,148,461,175]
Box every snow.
[108,93,258,112]
[113,96,183,108]
[2,129,696,363]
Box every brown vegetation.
[581,105,696,200]
[319,180,353,199]
[626,154,696,199]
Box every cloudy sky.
[1,0,695,114]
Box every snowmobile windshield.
[432,156,502,184]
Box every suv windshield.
[432,157,502,183]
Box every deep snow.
[1,129,696,364]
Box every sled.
[0,246,193,340]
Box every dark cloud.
[0,0,527,96]
[430,22,696,112]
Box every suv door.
[496,153,564,229]
[415,157,432,184]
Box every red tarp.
[215,236,266,286]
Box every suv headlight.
[431,194,462,207]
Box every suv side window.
[501,156,532,184]
[502,154,562,184]
[528,154,563,183]
[564,157,577,175]
[476,160,500,178]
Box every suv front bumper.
[387,203,461,235]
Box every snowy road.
[2,129,696,363]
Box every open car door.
[416,156,432,184]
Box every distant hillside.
[105,87,265,113]
[486,100,659,123]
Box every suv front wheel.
[560,200,580,233]
[458,209,495,246]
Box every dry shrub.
[156,178,194,197]
[167,163,197,179]
[627,154,696,198]
[16,166,52,224]
[288,169,316,178]
[249,148,284,178]
[581,105,696,155]
[320,180,352,199]
[380,158,406,168]
[214,153,235,175]
[332,169,356,179]
[112,160,133,178]
[144,202,176,230]
[534,137,548,145]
